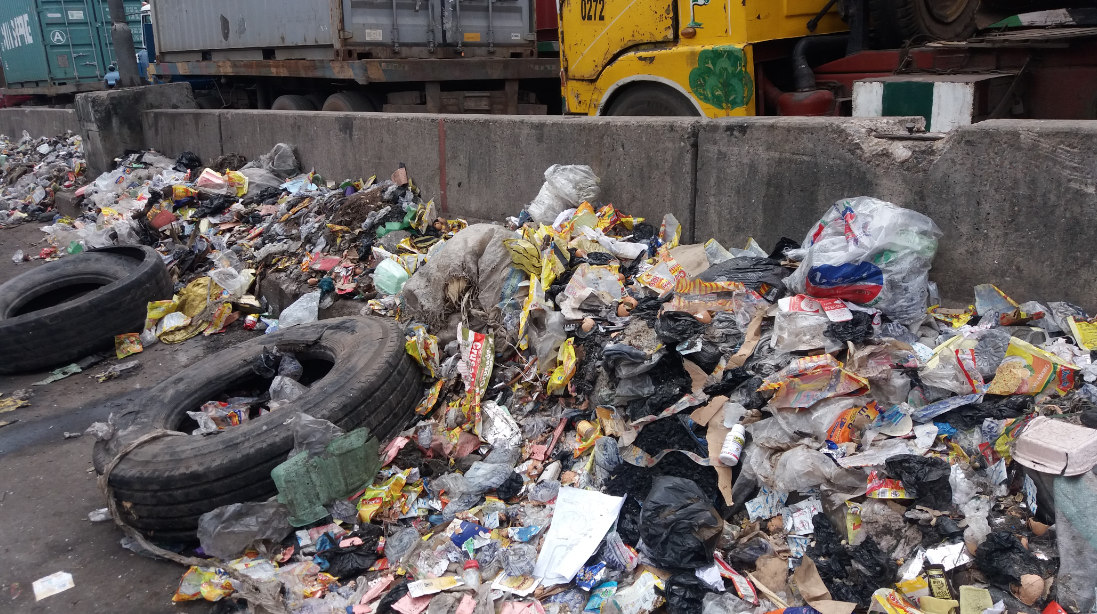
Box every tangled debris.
[10,133,1096,614]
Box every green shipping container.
[0,0,143,90]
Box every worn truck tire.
[91,316,422,540]
[0,245,172,374]
[870,0,979,47]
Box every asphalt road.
[0,223,250,613]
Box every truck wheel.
[271,95,318,111]
[91,316,422,539]
[604,84,700,117]
[870,0,979,47]
[0,246,173,374]
[322,92,378,112]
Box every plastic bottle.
[462,560,481,592]
[719,424,746,466]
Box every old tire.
[870,0,979,47]
[91,316,422,540]
[322,92,378,112]
[271,95,318,111]
[0,246,172,374]
[605,83,700,117]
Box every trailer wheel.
[271,95,319,111]
[604,83,700,117]
[870,0,978,47]
[322,92,378,112]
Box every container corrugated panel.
[0,0,50,85]
[344,0,531,48]
[0,0,143,88]
[149,0,335,53]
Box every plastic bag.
[290,413,344,458]
[278,354,304,381]
[242,143,300,179]
[270,375,308,403]
[197,501,294,560]
[698,257,790,301]
[528,309,567,373]
[665,574,708,614]
[464,462,516,494]
[639,477,723,570]
[784,197,942,326]
[883,454,951,509]
[703,591,750,614]
[528,165,601,225]
[974,532,1046,590]
[208,267,250,298]
[280,291,320,327]
[374,259,410,295]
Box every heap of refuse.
[51,139,1097,614]
[0,130,86,227]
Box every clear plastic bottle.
[462,559,481,592]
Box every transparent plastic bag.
[785,197,942,326]
[279,291,320,327]
[278,354,304,381]
[528,309,567,373]
[290,413,344,458]
[197,501,293,560]
[527,164,601,225]
[463,462,516,494]
[208,267,250,298]
[529,479,561,503]
[270,375,308,403]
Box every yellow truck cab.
[559,0,850,117]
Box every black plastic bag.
[656,311,706,346]
[174,150,202,172]
[664,573,709,614]
[702,367,753,397]
[824,311,875,343]
[850,537,897,585]
[639,476,724,570]
[885,454,952,509]
[495,469,525,500]
[768,237,800,260]
[941,395,1032,429]
[698,257,791,300]
[376,579,410,614]
[194,194,232,219]
[253,350,279,378]
[320,545,379,578]
[975,531,1046,589]
[585,252,615,265]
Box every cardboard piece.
[793,557,858,614]
[668,244,711,278]
[690,395,728,427]
[706,421,734,505]
[728,310,765,369]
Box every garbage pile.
[57,141,1097,614]
[0,130,86,227]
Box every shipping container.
[0,0,144,93]
[150,0,536,62]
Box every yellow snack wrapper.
[358,469,411,522]
[1068,316,1097,351]
[405,324,440,378]
[114,333,143,359]
[225,170,248,197]
[985,337,1078,396]
[415,380,445,415]
[547,338,577,396]
[504,238,543,277]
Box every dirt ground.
[0,223,254,612]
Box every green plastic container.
[271,427,381,526]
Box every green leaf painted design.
[688,46,755,112]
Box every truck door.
[560,0,675,80]
[38,0,103,82]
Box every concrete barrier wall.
[58,107,1097,310]
[0,108,78,139]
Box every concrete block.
[0,108,79,138]
[141,110,222,165]
[441,115,700,239]
[54,189,81,218]
[217,111,441,196]
[75,83,196,175]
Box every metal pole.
[105,0,140,86]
